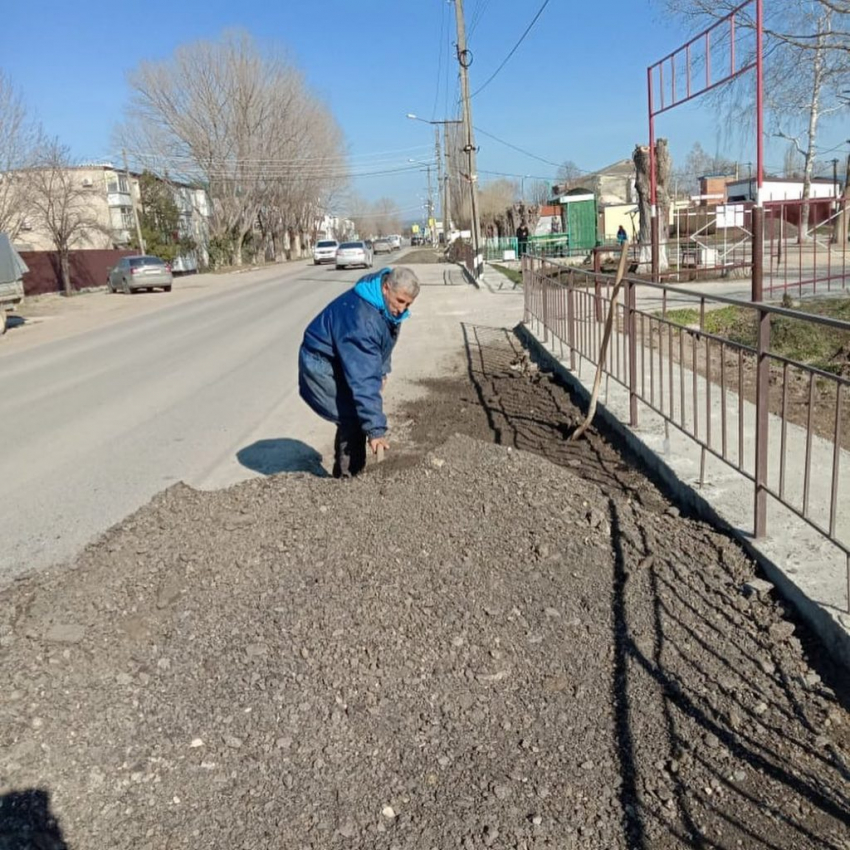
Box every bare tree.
[29,139,109,296]
[556,160,583,191]
[478,178,520,235]
[0,71,42,239]
[673,141,737,198]
[527,179,551,206]
[122,32,348,267]
[783,142,806,179]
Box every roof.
[582,159,635,180]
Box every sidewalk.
[505,264,850,670]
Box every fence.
[484,233,599,263]
[522,254,850,608]
[20,249,135,296]
[616,197,850,295]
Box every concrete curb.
[516,322,850,673]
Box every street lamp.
[407,113,464,245]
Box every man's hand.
[369,436,389,455]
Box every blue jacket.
[298,269,409,437]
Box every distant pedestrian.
[516,220,530,257]
[616,225,628,246]
[299,266,421,478]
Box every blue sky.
[2,0,847,222]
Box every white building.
[725,177,839,203]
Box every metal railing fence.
[523,254,850,608]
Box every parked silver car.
[108,255,173,293]
[335,241,373,270]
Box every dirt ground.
[0,326,848,850]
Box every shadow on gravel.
[237,438,328,477]
[0,788,68,849]
[400,323,850,849]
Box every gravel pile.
[1,330,848,849]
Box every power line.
[479,168,553,181]
[471,0,551,98]
[430,1,447,121]
[474,126,563,169]
[468,0,493,40]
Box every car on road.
[387,234,402,250]
[335,241,373,270]
[108,255,173,294]
[372,238,392,255]
[0,232,26,336]
[313,239,339,265]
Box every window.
[107,176,129,194]
[120,208,134,229]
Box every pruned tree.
[121,31,348,268]
[28,139,109,296]
[634,139,672,273]
[0,71,43,239]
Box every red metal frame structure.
[647,0,764,297]
[648,1,770,536]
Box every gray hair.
[385,266,421,298]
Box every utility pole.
[833,157,840,243]
[123,149,145,254]
[435,126,445,244]
[426,165,436,246]
[454,0,482,277]
[444,123,452,238]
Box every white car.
[335,241,373,270]
[313,239,339,265]
[387,234,402,250]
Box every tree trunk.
[633,141,672,273]
[798,26,825,245]
[633,145,653,271]
[59,251,72,297]
[656,138,671,273]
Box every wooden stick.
[570,242,630,442]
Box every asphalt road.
[0,261,365,585]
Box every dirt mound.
[1,419,848,849]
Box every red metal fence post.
[627,279,639,427]
[567,277,576,371]
[754,303,770,538]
